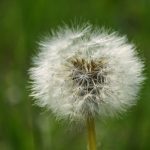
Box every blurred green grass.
[0,0,150,150]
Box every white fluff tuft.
[29,24,145,122]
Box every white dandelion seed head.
[29,24,145,122]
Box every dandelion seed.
[29,24,145,150]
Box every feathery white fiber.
[29,24,144,122]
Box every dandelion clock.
[29,24,145,150]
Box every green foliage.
[0,0,150,149]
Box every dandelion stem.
[86,117,97,150]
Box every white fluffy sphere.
[29,24,144,122]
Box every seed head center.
[70,57,106,96]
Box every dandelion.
[29,24,145,150]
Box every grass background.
[0,0,150,149]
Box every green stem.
[86,117,97,150]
